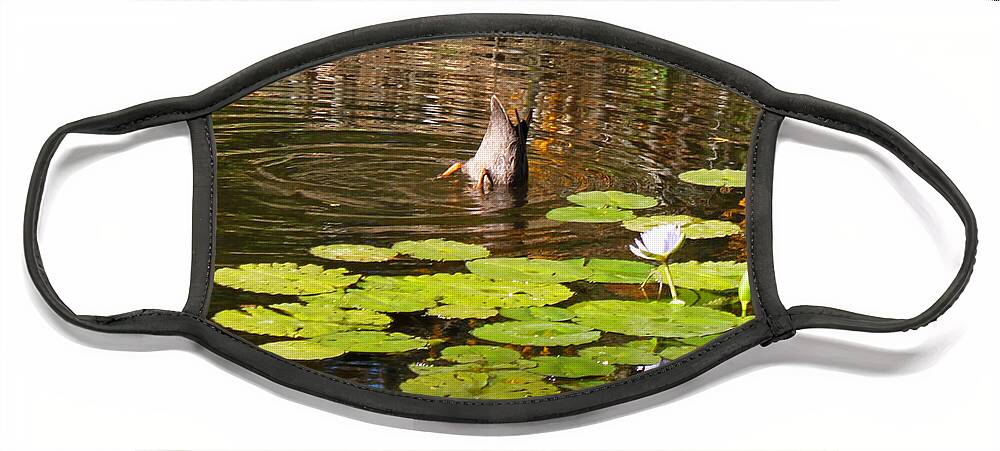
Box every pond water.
[209,37,759,397]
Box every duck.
[437,95,532,191]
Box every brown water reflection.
[209,37,758,393]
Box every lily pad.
[499,306,575,322]
[528,356,615,378]
[211,304,390,338]
[546,206,636,223]
[214,263,360,295]
[440,345,522,365]
[583,258,655,284]
[309,244,397,262]
[302,289,437,313]
[578,345,661,365]
[668,261,747,291]
[360,273,574,308]
[466,257,591,284]
[399,371,489,398]
[569,300,740,338]
[479,370,561,399]
[678,169,746,188]
[400,370,559,399]
[426,304,498,319]
[258,339,348,360]
[471,321,601,346]
[622,215,741,239]
[567,191,658,210]
[658,344,698,360]
[261,331,430,360]
[391,239,489,261]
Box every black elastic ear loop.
[769,95,978,333]
[24,100,204,335]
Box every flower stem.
[659,263,679,303]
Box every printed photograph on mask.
[207,37,759,399]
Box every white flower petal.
[630,244,656,261]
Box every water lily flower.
[630,224,684,262]
[630,224,685,303]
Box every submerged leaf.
[391,239,489,261]
[466,257,591,284]
[302,289,436,313]
[261,330,430,360]
[360,273,574,308]
[528,356,615,378]
[211,303,390,338]
[214,263,360,295]
[569,300,740,338]
[499,306,575,322]
[678,169,746,188]
[566,191,658,210]
[558,379,608,391]
[309,244,397,262]
[668,261,747,291]
[426,304,498,319]
[471,321,601,346]
[622,215,741,239]
[440,345,522,365]
[546,206,635,223]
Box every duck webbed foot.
[475,168,494,192]
[436,162,464,179]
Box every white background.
[1,1,997,450]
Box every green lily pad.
[426,304,498,319]
[678,169,746,188]
[583,258,655,284]
[528,356,615,378]
[466,257,592,284]
[566,191,658,210]
[360,273,574,308]
[578,344,661,365]
[400,370,559,399]
[309,244,397,262]
[499,306,575,322]
[479,370,561,399]
[440,345,522,365]
[302,289,437,313]
[214,263,360,295]
[622,215,741,239]
[569,300,740,338]
[546,206,636,223]
[658,344,698,360]
[399,371,489,398]
[261,331,430,360]
[471,321,601,346]
[391,239,489,261]
[668,261,747,291]
[211,304,390,338]
[258,339,348,360]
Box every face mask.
[25,14,977,423]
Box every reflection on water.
[210,37,758,392]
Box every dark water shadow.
[777,119,956,260]
[26,274,956,435]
